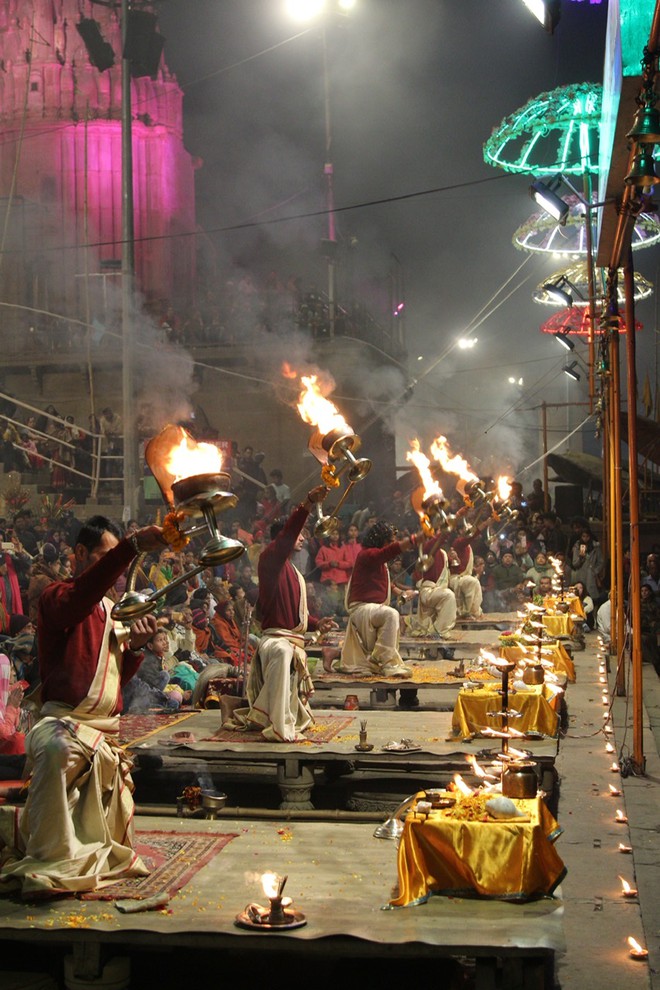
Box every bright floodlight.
[286,0,326,21]
[458,338,478,350]
[521,0,560,33]
[338,0,356,9]
[554,330,575,352]
[563,361,581,382]
[543,278,573,307]
[530,179,569,224]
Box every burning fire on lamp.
[294,373,371,537]
[112,424,245,621]
[235,872,307,930]
[406,439,456,564]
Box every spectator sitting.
[0,653,26,779]
[573,580,595,630]
[525,552,555,593]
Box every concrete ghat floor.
[0,636,658,990]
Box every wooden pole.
[623,251,644,771]
[610,324,626,694]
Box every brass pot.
[522,664,544,685]
[502,761,538,799]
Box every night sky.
[155,0,656,476]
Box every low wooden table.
[0,816,565,989]
[128,709,559,810]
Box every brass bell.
[626,103,660,144]
[624,149,660,191]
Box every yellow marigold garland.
[321,464,341,488]
[162,511,190,551]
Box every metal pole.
[121,0,138,519]
[623,251,644,771]
[321,22,336,338]
[542,402,550,512]
[582,173,597,412]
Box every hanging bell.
[626,103,660,144]
[624,149,660,191]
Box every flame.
[406,439,444,501]
[429,435,479,483]
[296,375,351,434]
[507,746,529,759]
[453,773,473,796]
[281,361,297,379]
[497,475,512,501]
[615,809,627,821]
[164,436,223,481]
[609,784,621,795]
[628,936,646,954]
[260,872,280,899]
[605,741,615,753]
[465,755,488,779]
[619,843,632,852]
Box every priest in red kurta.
[0,515,167,897]
[224,486,336,742]
[340,521,417,676]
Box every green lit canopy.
[483,82,602,177]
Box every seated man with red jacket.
[0,515,166,897]
[340,521,418,676]
[224,488,336,741]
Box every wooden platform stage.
[0,815,564,990]
[308,624,508,664]
[129,709,560,810]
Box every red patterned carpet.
[205,713,355,744]
[117,711,196,747]
[81,830,237,901]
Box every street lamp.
[285,0,355,337]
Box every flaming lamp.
[294,374,371,536]
[112,424,245,621]
[235,873,307,930]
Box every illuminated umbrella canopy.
[540,307,643,337]
[513,195,660,256]
[483,83,601,177]
[533,262,653,306]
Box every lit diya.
[112,424,245,621]
[407,438,453,538]
[235,872,306,931]
[294,372,371,536]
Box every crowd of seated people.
[0,448,656,782]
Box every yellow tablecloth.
[542,613,578,638]
[391,794,565,905]
[545,594,585,618]
[450,684,559,739]
[499,642,576,682]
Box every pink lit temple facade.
[0,0,197,329]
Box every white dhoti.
[0,713,147,896]
[408,581,457,637]
[340,602,410,676]
[449,574,483,618]
[227,632,313,743]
